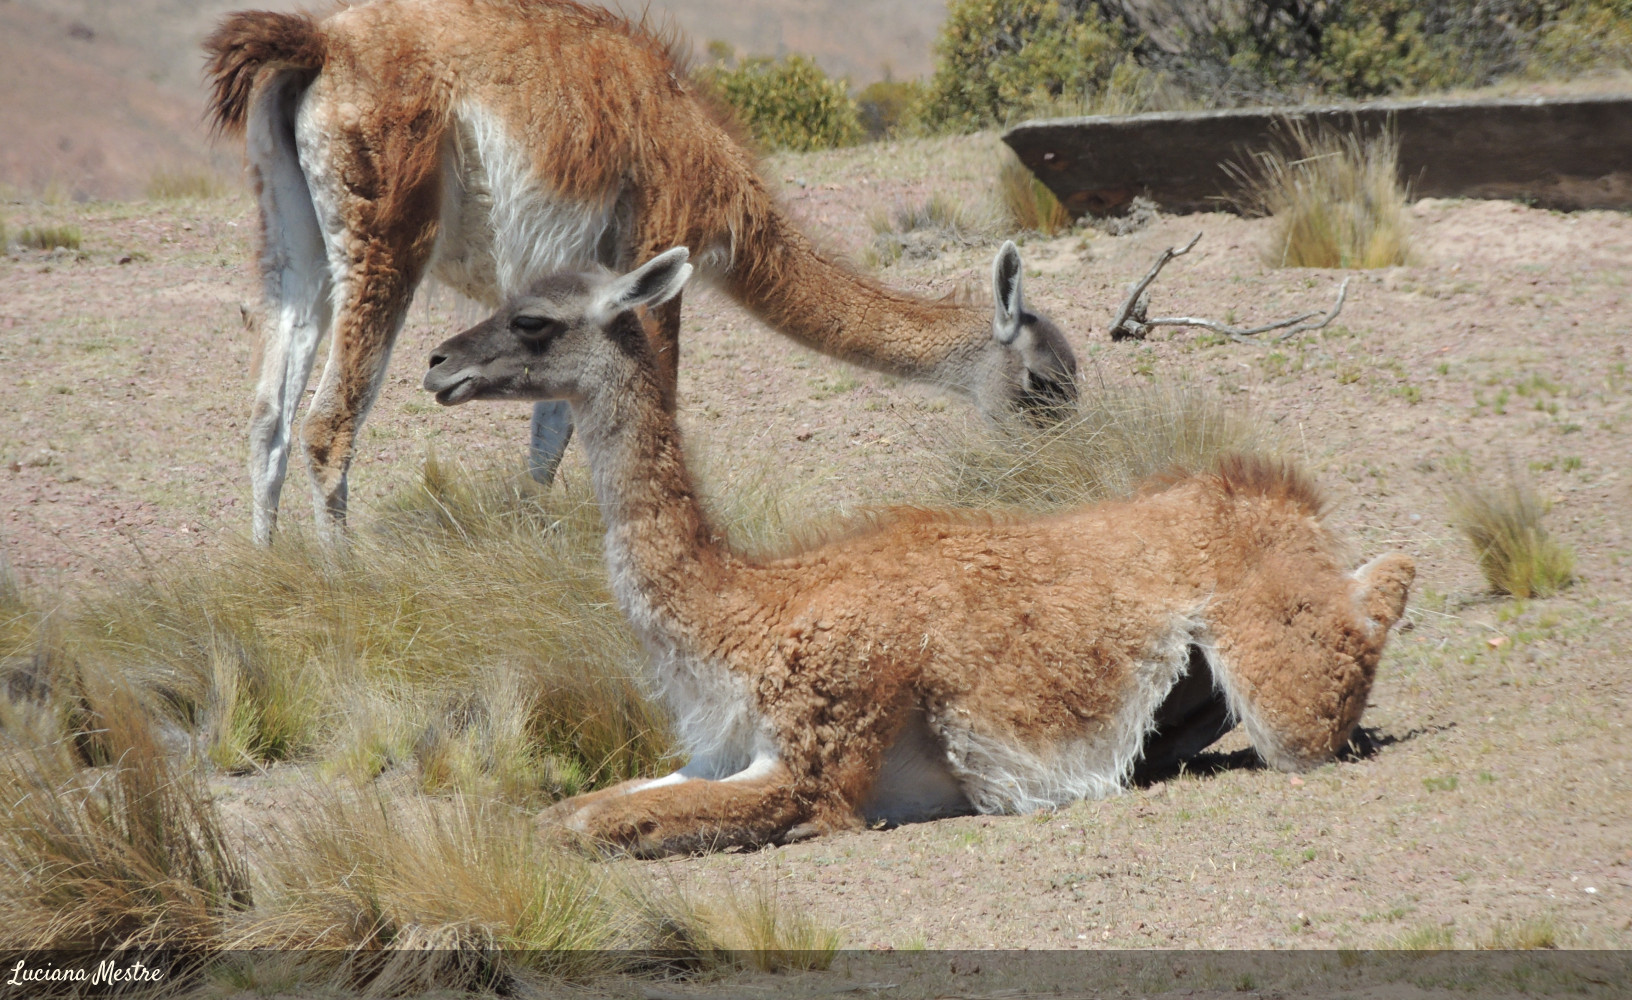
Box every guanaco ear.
[594,247,693,319]
[992,241,1025,345]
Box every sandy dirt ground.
[1,132,1629,961]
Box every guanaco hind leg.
[294,95,442,542]
[245,74,333,546]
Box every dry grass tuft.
[637,876,842,974]
[865,193,986,268]
[1479,914,1562,950]
[146,169,227,201]
[1446,463,1575,599]
[16,224,82,252]
[1232,121,1411,269]
[934,381,1270,513]
[997,150,1071,236]
[243,789,618,991]
[52,455,674,799]
[0,679,250,952]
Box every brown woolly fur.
[1203,453,1326,520]
[424,251,1417,859]
[203,9,329,137]
[207,0,1079,547]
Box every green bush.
[912,1,1630,136]
[916,0,1129,132]
[1318,2,1456,96]
[857,76,925,138]
[703,54,863,152]
[1532,0,1632,75]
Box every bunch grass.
[935,380,1271,513]
[44,454,674,800]
[17,224,82,252]
[0,678,250,952]
[997,151,1071,236]
[1231,121,1412,269]
[240,789,618,991]
[635,875,842,974]
[146,169,226,201]
[1446,464,1575,598]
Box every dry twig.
[1108,232,1350,344]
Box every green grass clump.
[934,381,1270,514]
[17,224,81,251]
[1479,914,1562,950]
[703,53,863,152]
[1447,464,1575,598]
[1233,122,1412,269]
[1395,923,1456,949]
[997,150,1071,235]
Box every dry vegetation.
[996,149,1072,236]
[1231,122,1414,269]
[1447,461,1577,598]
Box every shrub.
[1531,0,1632,76]
[916,0,1128,132]
[703,54,863,152]
[857,75,924,138]
[1447,463,1575,598]
[1232,121,1412,269]
[17,224,81,251]
[997,150,1071,235]
[1317,2,1456,96]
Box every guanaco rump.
[204,0,1080,546]
[422,248,1416,857]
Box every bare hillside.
[0,0,943,199]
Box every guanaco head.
[991,241,1079,419]
[424,248,693,406]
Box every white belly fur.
[431,102,618,303]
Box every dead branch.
[1107,233,1350,345]
[1108,231,1201,342]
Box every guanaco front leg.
[552,760,814,857]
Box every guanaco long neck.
[719,190,990,388]
[570,361,727,649]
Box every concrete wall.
[1004,95,1632,216]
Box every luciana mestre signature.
[7,957,165,986]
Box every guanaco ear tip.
[653,245,691,266]
[992,241,1024,335]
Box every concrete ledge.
[1003,94,1632,216]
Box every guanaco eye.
[511,315,554,335]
